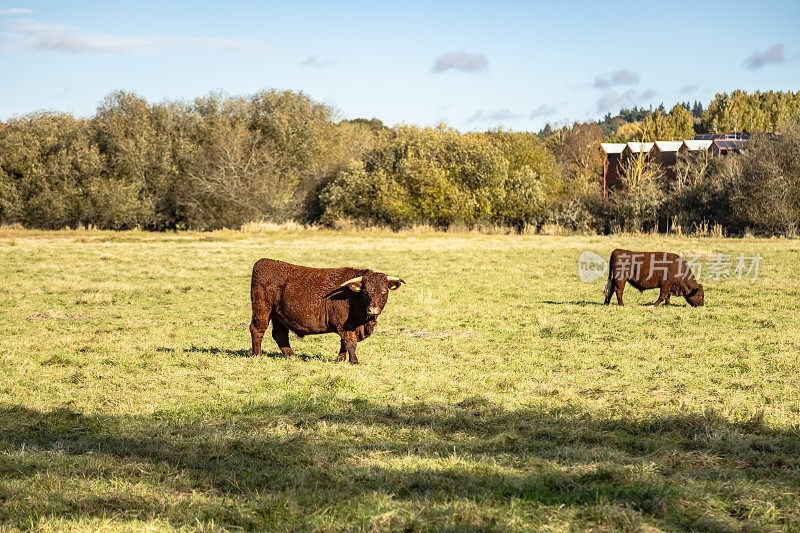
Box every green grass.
[1,228,799,531]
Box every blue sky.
[1,0,799,131]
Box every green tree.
[92,91,180,228]
[0,112,103,228]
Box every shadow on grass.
[0,399,798,530]
[156,345,331,361]
[185,345,252,357]
[541,300,693,308]
[541,300,605,306]
[156,346,333,361]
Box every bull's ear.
[348,282,363,292]
[678,281,690,296]
[387,277,405,290]
[339,276,363,292]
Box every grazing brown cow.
[603,249,704,307]
[249,258,405,364]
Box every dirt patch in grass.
[380,327,481,339]
[26,309,91,321]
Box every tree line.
[1,89,799,234]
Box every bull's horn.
[387,276,405,289]
[339,276,363,290]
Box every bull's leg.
[615,280,626,306]
[340,332,359,365]
[271,321,296,357]
[250,283,271,356]
[336,339,347,362]
[250,319,269,356]
[653,284,669,306]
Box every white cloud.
[594,69,639,89]
[639,89,656,100]
[744,43,786,70]
[432,51,488,73]
[596,89,656,113]
[529,104,558,119]
[302,55,335,68]
[0,8,33,15]
[467,105,561,123]
[466,109,519,123]
[466,109,522,123]
[2,20,267,56]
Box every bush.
[587,152,665,233]
[0,90,374,230]
[0,113,105,229]
[319,126,558,229]
[728,126,800,234]
[660,151,734,232]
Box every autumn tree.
[557,122,604,196]
[642,104,694,140]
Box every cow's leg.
[250,283,271,356]
[615,279,626,306]
[250,319,269,356]
[653,284,669,306]
[336,339,347,362]
[271,321,296,357]
[340,331,359,365]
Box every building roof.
[652,141,683,152]
[625,142,654,153]
[682,139,713,151]
[694,133,750,140]
[713,139,748,150]
[600,143,626,154]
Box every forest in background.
[1,89,799,235]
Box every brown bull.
[603,249,704,307]
[249,258,405,364]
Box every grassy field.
[1,228,799,532]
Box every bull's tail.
[603,277,612,299]
[603,253,614,299]
[603,251,615,301]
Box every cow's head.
[684,283,704,307]
[339,271,405,316]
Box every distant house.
[622,142,654,159]
[599,143,625,198]
[649,141,682,180]
[710,138,748,156]
[691,133,749,156]
[599,134,749,196]
[680,139,713,153]
[693,133,749,141]
[678,139,713,164]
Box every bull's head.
[685,283,704,307]
[338,271,405,316]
